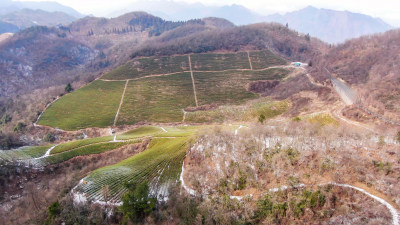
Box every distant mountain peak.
[303,5,318,11]
[266,6,392,43]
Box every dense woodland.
[130,23,323,61]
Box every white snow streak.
[179,161,197,196]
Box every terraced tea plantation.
[102,55,189,80]
[193,68,289,106]
[190,51,250,71]
[1,125,203,203]
[0,145,54,161]
[0,135,134,167]
[185,99,290,123]
[37,50,289,130]
[117,73,195,125]
[0,126,199,168]
[38,80,126,130]
[74,136,190,203]
[248,50,287,69]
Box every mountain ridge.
[0,0,83,18]
[1,8,77,30]
[266,6,393,43]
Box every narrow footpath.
[188,55,199,107]
[113,80,129,126]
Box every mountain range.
[0,0,83,34]
[266,6,393,43]
[0,0,83,18]
[111,1,394,43]
[110,1,265,26]
[0,1,395,44]
[1,9,77,30]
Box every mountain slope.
[0,12,237,99]
[1,9,77,30]
[0,26,98,98]
[266,6,393,43]
[0,12,328,132]
[309,29,400,122]
[111,1,264,25]
[0,0,83,18]
[130,22,325,62]
[0,20,19,34]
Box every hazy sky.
[15,0,400,26]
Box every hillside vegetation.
[130,23,324,61]
[3,11,400,225]
[0,11,327,135]
[74,136,190,203]
[312,29,400,122]
[0,9,77,30]
[38,80,125,130]
[38,50,289,129]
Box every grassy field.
[51,136,114,154]
[116,73,196,125]
[39,68,289,129]
[38,51,289,130]
[43,141,136,165]
[101,55,189,80]
[193,68,289,106]
[38,80,125,130]
[74,137,191,202]
[240,68,290,80]
[306,113,339,126]
[101,50,287,81]
[190,51,250,71]
[193,71,257,106]
[0,145,54,161]
[249,50,287,69]
[117,126,164,140]
[154,126,203,137]
[185,99,290,123]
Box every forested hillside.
[311,29,400,122]
[0,13,325,136]
[131,23,325,61]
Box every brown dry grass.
[186,122,400,214]
[0,140,149,224]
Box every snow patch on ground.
[73,191,88,204]
[71,179,88,205]
[37,145,58,159]
[179,160,197,196]
[33,96,60,126]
